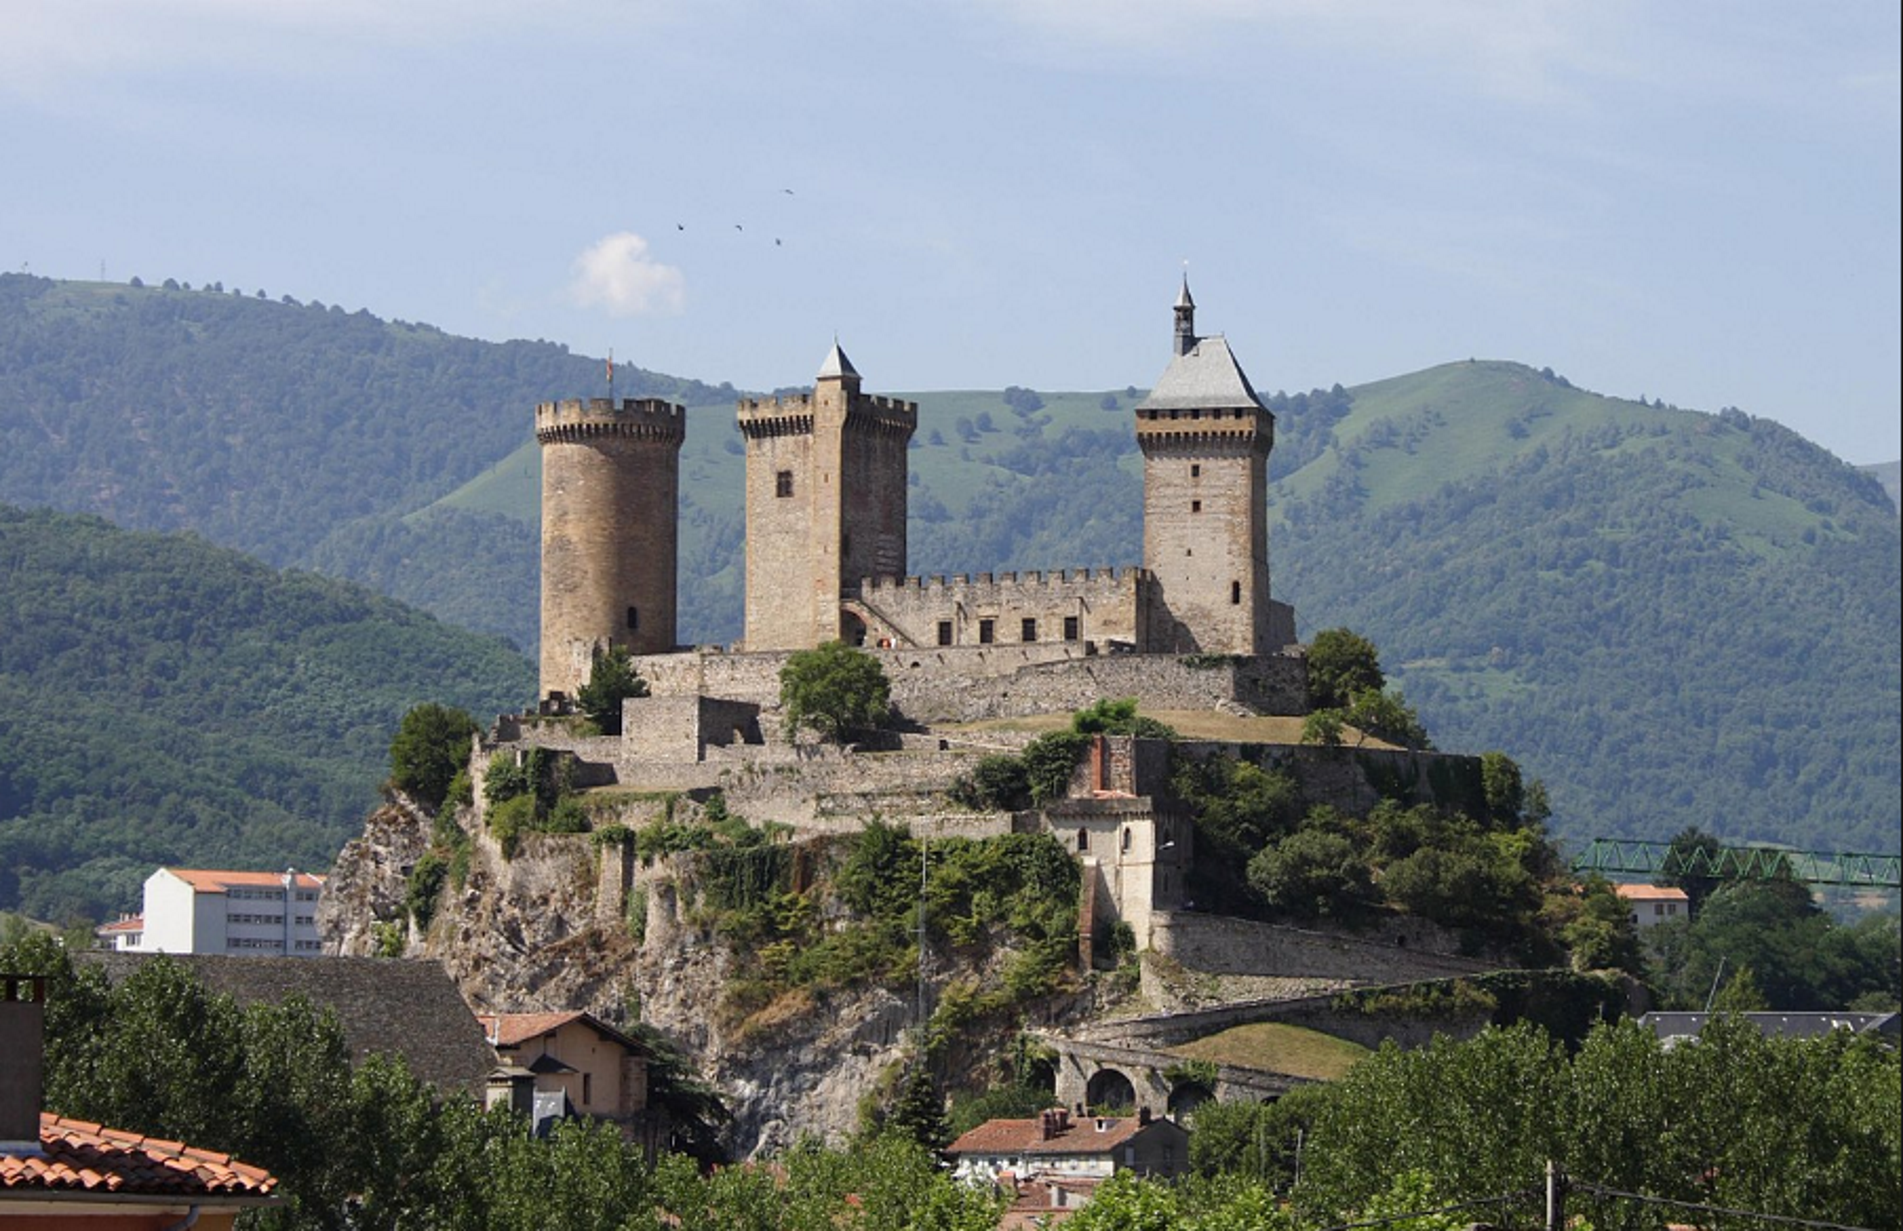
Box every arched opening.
[1076,828,1090,852]
[1167,1082,1214,1122]
[840,612,868,647]
[1085,1068,1136,1114]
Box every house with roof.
[1,974,279,1228]
[79,952,497,1095]
[1637,1011,1900,1046]
[944,1107,1189,1188]
[1613,882,1690,931]
[100,867,326,957]
[477,1011,651,1136]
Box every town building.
[1612,882,1689,931]
[945,1107,1190,1187]
[100,867,326,958]
[478,1011,651,1137]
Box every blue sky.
[4,1,1898,463]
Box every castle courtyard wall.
[628,647,1307,723]
[850,568,1148,651]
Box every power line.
[1571,1179,1880,1231]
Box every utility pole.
[1703,955,1729,1012]
[1545,1159,1566,1231]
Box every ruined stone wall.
[536,398,685,697]
[620,696,762,764]
[851,568,1147,651]
[1138,408,1273,655]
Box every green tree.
[1247,828,1372,917]
[1305,627,1383,710]
[1344,687,1430,748]
[885,1064,952,1151]
[388,702,480,811]
[1479,751,1524,822]
[779,641,892,742]
[575,644,648,735]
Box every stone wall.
[1170,741,1488,816]
[628,646,1308,722]
[1073,977,1495,1053]
[620,696,763,764]
[1145,911,1494,987]
[851,568,1148,651]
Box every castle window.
[1077,829,1089,852]
[1191,464,1201,478]
[775,470,794,497]
[627,606,639,630]
[1063,616,1080,641]
[1191,500,1202,513]
[937,621,953,646]
[1231,580,1241,605]
[978,618,995,645]
[582,1073,593,1106]
[1121,827,1132,853]
[1021,618,1037,642]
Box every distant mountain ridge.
[1,275,1896,858]
[0,503,535,919]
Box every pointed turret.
[1173,275,1197,357]
[818,341,861,387]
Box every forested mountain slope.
[0,505,534,919]
[2,276,1895,857]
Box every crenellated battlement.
[1134,404,1272,455]
[535,398,686,445]
[735,391,916,439]
[858,566,1150,597]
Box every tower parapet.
[739,344,916,650]
[537,396,686,700]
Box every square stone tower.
[737,344,916,650]
[1136,280,1279,654]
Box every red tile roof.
[947,1115,1148,1157]
[1613,883,1688,902]
[477,1010,589,1048]
[167,868,326,894]
[0,1114,277,1201]
[95,916,145,934]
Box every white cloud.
[567,233,685,317]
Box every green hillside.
[0,505,535,919]
[2,275,1896,856]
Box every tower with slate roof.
[1135,278,1284,654]
[736,343,917,650]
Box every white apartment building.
[99,867,328,957]
[1614,882,1690,932]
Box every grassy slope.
[1169,1022,1370,1081]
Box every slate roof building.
[1637,1011,1900,1045]
[78,952,497,1094]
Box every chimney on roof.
[0,974,46,1152]
[1138,1106,1152,1126]
[1039,1109,1055,1140]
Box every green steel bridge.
[1572,838,1901,889]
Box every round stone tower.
[535,397,686,700]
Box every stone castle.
[534,280,1299,705]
